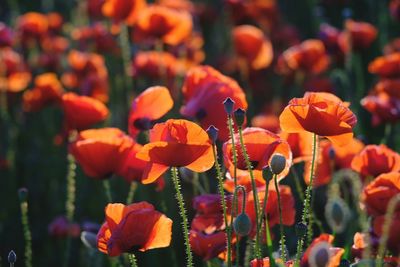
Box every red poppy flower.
[390,0,400,20]
[373,212,400,255]
[16,12,49,45]
[128,86,173,138]
[232,25,273,70]
[102,0,146,26]
[0,48,31,93]
[280,131,313,164]
[48,216,81,238]
[363,172,400,216]
[301,234,344,267]
[62,93,109,130]
[277,39,330,75]
[369,52,400,78]
[351,145,400,180]
[303,138,364,187]
[223,127,292,193]
[189,231,227,261]
[133,5,193,46]
[180,65,248,141]
[70,128,146,182]
[318,23,341,54]
[88,0,106,19]
[136,119,214,184]
[338,19,377,53]
[23,73,64,112]
[279,92,357,147]
[0,23,13,47]
[97,202,172,256]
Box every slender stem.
[212,145,232,267]
[274,174,286,262]
[237,126,261,259]
[64,154,77,267]
[20,197,32,267]
[128,254,138,267]
[260,179,276,267]
[103,180,113,203]
[119,24,133,109]
[294,133,318,266]
[233,186,246,267]
[170,167,193,267]
[126,182,137,204]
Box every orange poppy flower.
[277,39,329,75]
[232,25,273,70]
[62,93,109,130]
[97,202,172,256]
[102,0,146,26]
[180,65,248,141]
[351,145,400,180]
[223,127,292,193]
[16,12,49,44]
[363,172,400,216]
[71,23,118,54]
[251,113,280,133]
[128,86,173,138]
[280,131,313,164]
[0,48,31,93]
[136,119,214,184]
[301,234,344,267]
[22,73,64,112]
[373,212,400,255]
[70,128,144,180]
[133,5,193,46]
[338,19,377,53]
[279,92,357,147]
[303,138,364,187]
[368,52,400,78]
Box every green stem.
[237,126,261,259]
[170,167,193,267]
[126,182,137,204]
[128,254,138,267]
[20,197,32,267]
[64,154,77,267]
[119,24,133,108]
[212,145,232,267]
[294,133,318,266]
[103,180,113,203]
[260,177,276,267]
[274,174,286,262]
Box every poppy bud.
[308,241,331,267]
[18,188,28,202]
[325,197,350,234]
[262,167,272,182]
[206,125,219,143]
[295,222,307,238]
[81,231,97,249]
[233,212,252,236]
[270,154,286,175]
[8,250,16,264]
[223,97,235,115]
[234,108,246,127]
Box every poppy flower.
[128,86,173,138]
[0,23,13,47]
[48,216,81,238]
[168,32,205,69]
[223,127,292,193]
[62,50,109,103]
[62,93,109,130]
[136,119,214,184]
[373,212,400,255]
[277,39,330,75]
[351,145,400,180]
[300,234,344,267]
[279,92,357,147]
[338,19,377,53]
[369,52,400,78]
[70,128,145,180]
[318,23,341,55]
[232,25,273,70]
[390,0,400,20]
[23,73,64,112]
[280,131,314,164]
[189,231,227,261]
[0,48,31,93]
[363,172,400,216]
[133,5,193,46]
[97,202,172,256]
[16,12,49,45]
[102,0,146,26]
[180,65,248,141]
[88,0,106,19]
[250,258,293,267]
[303,138,364,187]
[251,113,280,133]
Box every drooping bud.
[234,108,246,127]
[18,188,28,202]
[81,231,98,249]
[206,125,219,144]
[233,212,252,236]
[8,250,17,264]
[308,241,331,267]
[262,167,272,183]
[325,197,350,234]
[223,97,235,115]
[270,154,286,175]
[295,222,307,238]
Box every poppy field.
[2,0,400,266]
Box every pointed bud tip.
[223,97,235,114]
[8,250,17,263]
[206,125,219,143]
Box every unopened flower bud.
[308,241,331,267]
[206,125,219,143]
[223,97,235,115]
[270,154,286,175]
[262,167,272,182]
[233,212,252,236]
[18,188,28,202]
[8,250,16,263]
[325,197,350,234]
[295,222,307,238]
[234,108,246,127]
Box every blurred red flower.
[369,52,400,78]
[338,19,377,53]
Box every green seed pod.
[233,108,246,127]
[270,154,286,175]
[308,241,331,267]
[206,125,219,143]
[223,97,235,114]
[262,167,273,182]
[325,197,350,234]
[233,212,252,236]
